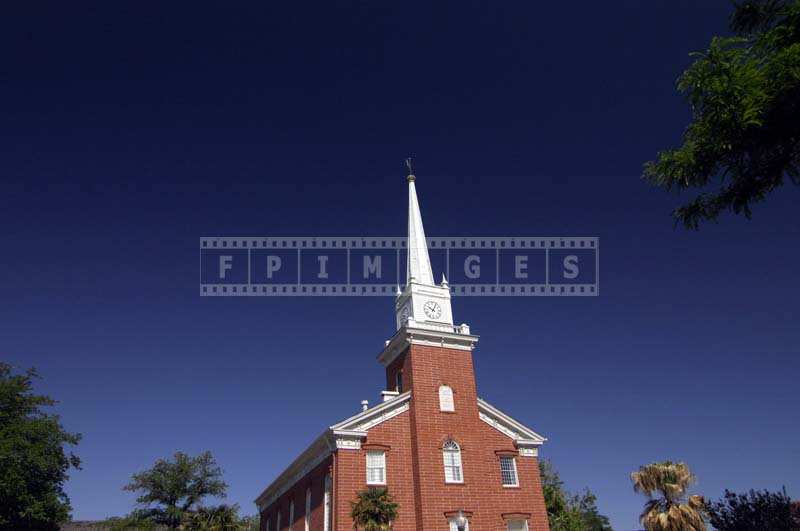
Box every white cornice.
[331,391,411,431]
[254,431,333,511]
[378,325,479,367]
[477,398,547,454]
[255,393,412,511]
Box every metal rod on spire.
[405,157,415,182]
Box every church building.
[255,169,550,531]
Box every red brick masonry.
[259,342,549,531]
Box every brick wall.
[402,343,549,531]
[334,408,417,530]
[262,341,549,531]
[260,456,332,531]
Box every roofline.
[254,392,412,510]
[253,430,332,508]
[330,391,411,430]
[477,397,547,443]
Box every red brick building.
[256,171,549,531]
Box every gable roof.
[255,392,411,510]
[477,397,547,447]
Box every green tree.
[644,0,800,228]
[0,363,81,530]
[123,451,228,529]
[539,460,612,531]
[349,487,399,531]
[706,488,797,530]
[630,461,706,531]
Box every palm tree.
[350,487,399,531]
[630,461,706,531]
[183,504,244,530]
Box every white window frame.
[439,385,455,412]
[449,518,470,531]
[506,519,529,531]
[289,500,294,530]
[442,440,463,484]
[366,450,386,485]
[304,488,311,531]
[500,455,519,487]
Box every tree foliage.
[705,488,800,530]
[539,460,612,531]
[0,363,81,530]
[630,461,706,531]
[644,0,800,228]
[349,487,399,531]
[123,451,228,529]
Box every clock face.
[423,300,442,320]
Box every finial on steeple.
[405,157,415,182]
[441,273,449,288]
[406,161,434,286]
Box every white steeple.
[395,160,454,331]
[406,172,435,286]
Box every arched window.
[442,440,463,483]
[304,488,311,531]
[439,385,455,411]
[289,500,295,530]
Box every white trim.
[366,450,386,485]
[330,391,411,432]
[304,488,311,531]
[506,519,529,531]
[255,392,412,510]
[323,474,332,531]
[255,432,332,511]
[378,326,479,367]
[477,398,546,454]
[443,440,464,484]
[500,455,519,487]
[439,385,455,412]
[449,518,470,531]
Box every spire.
[406,159,434,286]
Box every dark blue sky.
[2,2,798,529]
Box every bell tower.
[378,159,478,395]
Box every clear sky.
[2,2,799,530]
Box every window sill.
[502,484,521,489]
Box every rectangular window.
[500,455,519,486]
[443,449,463,483]
[449,519,470,531]
[366,450,386,484]
[507,520,528,531]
